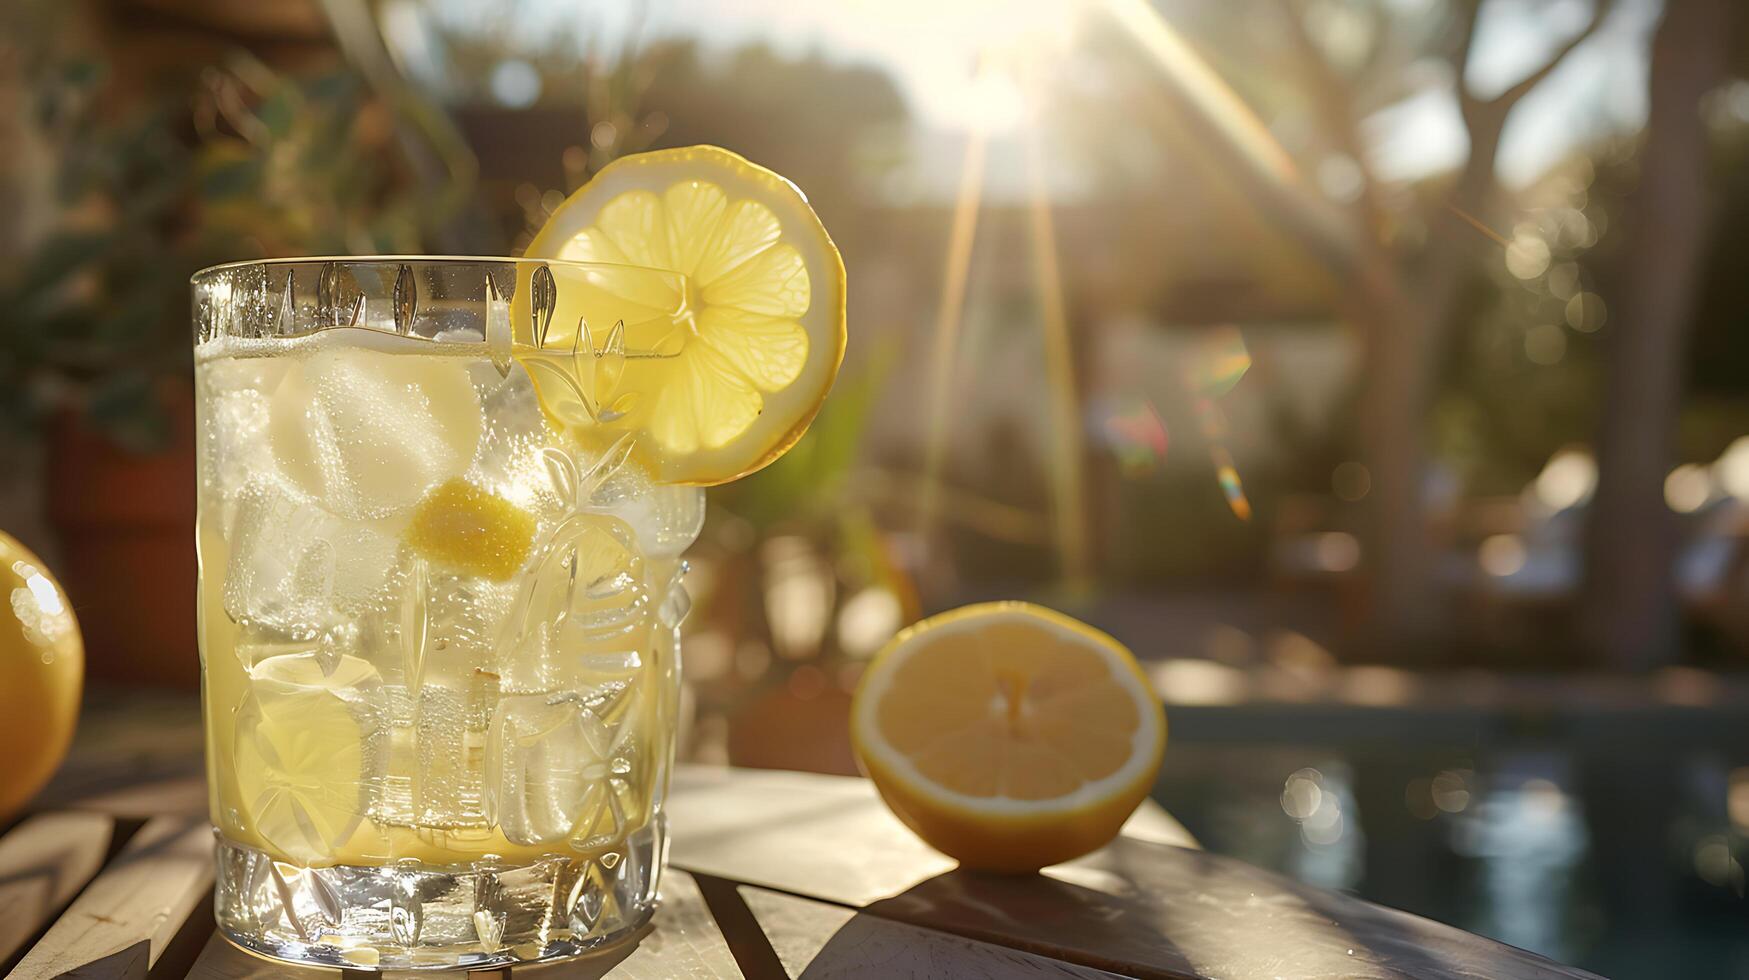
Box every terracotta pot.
[45,386,198,689]
[727,682,860,776]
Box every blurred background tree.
[6,0,1749,672]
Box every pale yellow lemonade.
[195,146,846,969]
[197,327,694,870]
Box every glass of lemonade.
[193,257,701,969]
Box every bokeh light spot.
[1693,834,1742,890]
[1317,154,1364,203]
[1431,770,1472,813]
[1546,261,1581,300]
[489,59,541,108]
[1505,229,1551,279]
[1151,659,1247,706]
[1281,768,1325,820]
[1664,464,1711,513]
[837,587,902,658]
[1715,436,1749,501]
[1332,461,1371,501]
[1728,768,1749,833]
[1534,447,1596,511]
[1313,532,1360,572]
[1479,534,1527,577]
[1524,323,1567,365]
[1565,291,1607,332]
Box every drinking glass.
[192,257,698,970]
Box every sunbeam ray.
[918,56,995,549]
[1024,118,1092,589]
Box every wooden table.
[2,758,1602,979]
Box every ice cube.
[586,463,704,559]
[198,356,286,529]
[466,365,568,524]
[233,652,388,862]
[223,481,401,637]
[484,695,612,845]
[426,570,517,663]
[268,343,483,521]
[232,622,357,674]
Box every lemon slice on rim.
[517,145,846,485]
[851,602,1167,872]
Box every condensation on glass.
[192,258,698,970]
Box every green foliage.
[0,61,191,447]
[192,57,437,257]
[1,43,455,449]
[714,345,895,530]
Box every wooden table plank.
[182,869,742,980]
[31,693,204,820]
[669,767,956,908]
[184,934,335,980]
[8,816,212,980]
[668,768,1602,980]
[865,836,1601,980]
[667,766,1195,910]
[739,884,1129,980]
[0,812,115,966]
[56,775,208,821]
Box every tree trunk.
[1354,270,1437,656]
[1580,0,1731,669]
[1356,107,1506,659]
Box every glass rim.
[190,254,675,285]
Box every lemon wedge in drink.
[234,652,385,865]
[404,478,538,581]
[851,603,1167,872]
[516,145,845,485]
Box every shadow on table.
[850,838,1596,980]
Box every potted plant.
[2,42,449,686]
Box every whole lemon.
[0,531,83,821]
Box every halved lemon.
[517,145,846,485]
[851,602,1166,872]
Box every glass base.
[213,819,664,971]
